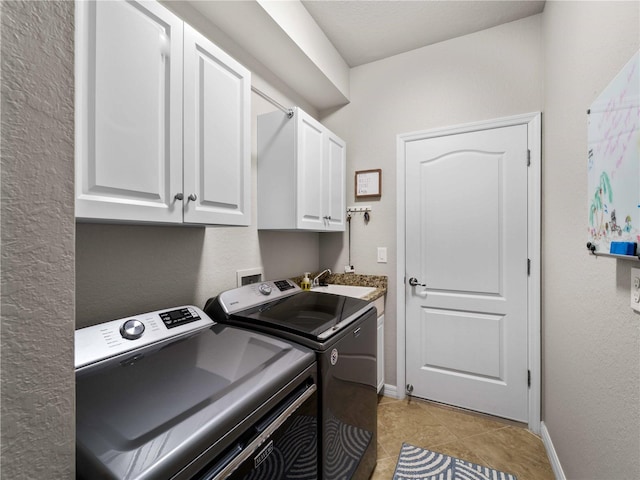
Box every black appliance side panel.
[319,309,377,480]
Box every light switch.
[631,268,640,312]
[377,247,387,263]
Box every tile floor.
[372,396,555,480]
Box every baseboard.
[382,384,401,399]
[541,421,566,480]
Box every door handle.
[408,277,425,287]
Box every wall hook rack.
[347,206,371,224]
[346,206,372,214]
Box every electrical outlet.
[631,268,640,312]
[237,267,264,287]
[377,247,387,263]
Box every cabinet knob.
[174,193,184,201]
[188,194,197,202]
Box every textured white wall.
[0,1,75,476]
[542,2,640,478]
[320,14,543,385]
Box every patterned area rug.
[393,443,517,480]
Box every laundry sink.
[311,284,376,299]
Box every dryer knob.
[258,283,272,295]
[120,319,145,340]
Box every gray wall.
[542,2,640,478]
[320,14,544,386]
[1,1,76,477]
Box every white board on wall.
[587,50,640,253]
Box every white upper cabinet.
[75,0,183,223]
[297,114,325,230]
[183,25,251,226]
[324,131,347,231]
[257,108,346,232]
[75,0,250,226]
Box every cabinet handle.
[188,194,197,202]
[174,193,184,201]
[159,33,170,58]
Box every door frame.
[395,112,541,434]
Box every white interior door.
[405,124,529,422]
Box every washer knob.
[258,283,272,295]
[120,319,145,340]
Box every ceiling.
[178,0,547,110]
[301,0,546,67]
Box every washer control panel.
[120,319,145,340]
[159,306,201,329]
[75,305,213,371]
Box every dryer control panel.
[218,279,301,315]
[75,305,213,372]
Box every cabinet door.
[75,0,183,223]
[323,133,346,231]
[183,25,251,225]
[296,111,325,230]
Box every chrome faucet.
[312,269,332,287]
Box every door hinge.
[527,149,531,166]
[528,370,531,387]
[527,258,531,276]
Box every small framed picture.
[355,169,382,198]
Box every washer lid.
[237,291,372,340]
[76,324,315,480]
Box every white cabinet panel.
[76,0,183,223]
[377,314,385,394]
[183,25,251,226]
[257,107,346,232]
[324,133,346,231]
[297,113,325,229]
[76,0,250,226]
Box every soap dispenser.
[301,272,311,291]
